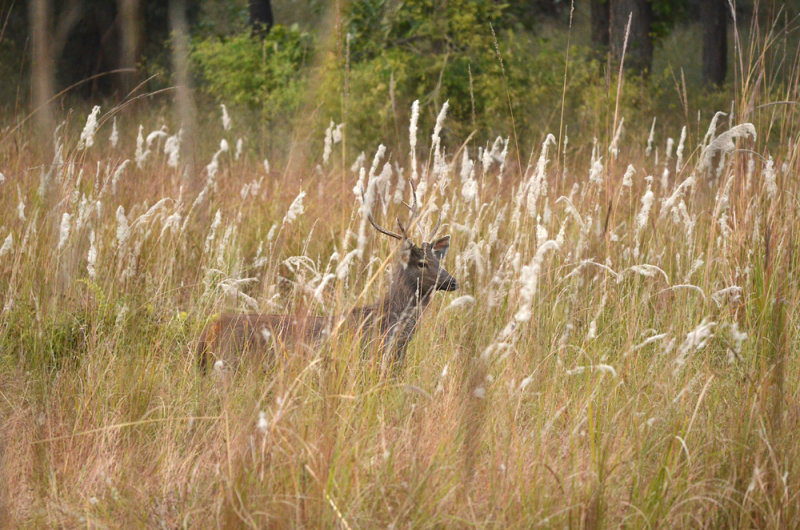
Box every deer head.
[365,181,458,297]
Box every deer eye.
[417,260,428,269]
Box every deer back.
[197,312,334,373]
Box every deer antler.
[368,213,404,240]
[397,179,419,237]
[361,185,404,240]
[401,180,440,240]
[361,179,427,241]
[427,213,441,240]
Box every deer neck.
[346,276,433,362]
[383,276,431,317]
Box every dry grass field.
[1,17,800,528]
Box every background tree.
[701,0,727,85]
[29,0,58,142]
[607,0,688,74]
[249,0,274,35]
[15,0,199,98]
[117,0,141,95]
[591,0,610,49]
[610,0,654,74]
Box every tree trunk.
[591,0,610,48]
[29,0,56,145]
[117,0,141,95]
[701,0,727,85]
[249,0,274,35]
[610,0,653,74]
[169,0,198,184]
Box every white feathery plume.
[164,129,182,168]
[378,162,393,216]
[115,206,129,253]
[204,210,221,254]
[335,249,359,280]
[526,133,557,217]
[674,318,716,372]
[220,103,231,131]
[323,121,334,165]
[409,100,420,181]
[588,156,603,187]
[205,143,226,181]
[645,117,656,157]
[283,190,306,225]
[111,160,131,194]
[460,149,473,184]
[635,184,654,236]
[701,111,727,149]
[146,126,168,149]
[392,168,407,203]
[725,322,747,362]
[354,146,386,257]
[608,117,624,159]
[659,175,695,221]
[87,230,97,279]
[622,164,635,187]
[514,240,560,322]
[675,126,687,173]
[109,116,119,148]
[57,212,72,251]
[446,295,475,311]
[78,105,101,149]
[135,125,149,168]
[431,100,449,173]
[711,286,742,307]
[312,273,336,305]
[661,137,674,191]
[159,211,182,239]
[702,123,756,171]
[0,233,12,258]
[258,411,269,433]
[763,155,777,199]
[626,264,669,283]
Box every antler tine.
[400,179,419,229]
[427,213,442,240]
[368,213,404,239]
[361,184,404,240]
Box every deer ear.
[399,239,413,269]
[431,235,451,260]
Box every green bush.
[334,0,612,148]
[191,24,313,123]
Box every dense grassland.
[2,25,800,530]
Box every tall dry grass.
[1,9,800,528]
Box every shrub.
[191,24,313,124]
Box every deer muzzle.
[437,273,458,291]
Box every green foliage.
[191,24,313,123]
[649,0,689,40]
[1,303,88,373]
[336,1,578,145]
[346,0,506,61]
[334,11,610,147]
[333,0,690,148]
[183,0,726,150]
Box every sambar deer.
[197,184,457,374]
